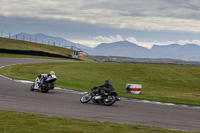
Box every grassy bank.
[0,110,194,133]
[1,62,200,106]
[0,37,93,61]
[0,37,71,56]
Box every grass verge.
[0,110,194,133]
[1,62,200,106]
[0,37,94,61]
[0,37,71,56]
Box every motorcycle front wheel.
[80,93,93,103]
[103,95,117,106]
[30,84,35,91]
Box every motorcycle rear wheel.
[80,93,93,103]
[41,84,49,93]
[103,95,117,106]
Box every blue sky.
[1,0,200,48]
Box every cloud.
[126,37,137,44]
[92,34,138,43]
[178,40,200,45]
[70,39,100,48]
[1,0,200,32]
[92,35,123,43]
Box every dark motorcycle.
[80,87,120,106]
[30,74,57,93]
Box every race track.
[0,57,200,132]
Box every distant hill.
[88,41,149,58]
[10,33,91,50]
[94,41,147,51]
[151,44,200,52]
[150,44,200,61]
[85,41,200,61]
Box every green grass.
[0,110,194,133]
[0,37,93,61]
[0,37,71,56]
[1,62,200,106]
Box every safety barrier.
[0,48,72,59]
[126,84,142,94]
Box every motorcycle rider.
[38,71,56,86]
[98,79,115,94]
[97,79,120,101]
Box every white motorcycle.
[30,74,57,93]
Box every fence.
[1,31,70,47]
[0,31,95,60]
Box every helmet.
[105,79,111,83]
[50,71,55,75]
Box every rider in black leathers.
[98,79,115,94]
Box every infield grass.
[1,62,200,106]
[0,110,195,133]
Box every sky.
[1,0,200,48]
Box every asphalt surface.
[0,57,200,132]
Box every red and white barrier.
[126,84,142,94]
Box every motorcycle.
[30,74,57,93]
[80,87,120,106]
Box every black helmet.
[105,79,111,83]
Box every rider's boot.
[116,97,121,101]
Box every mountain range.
[10,33,200,61]
[88,41,200,61]
[10,33,91,50]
